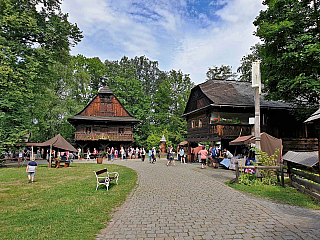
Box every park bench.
[94,168,119,191]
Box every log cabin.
[183,80,318,153]
[67,85,140,151]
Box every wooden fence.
[0,158,25,168]
[287,162,320,200]
[235,162,285,188]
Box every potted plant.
[79,153,84,160]
[101,151,107,160]
[97,154,103,164]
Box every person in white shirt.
[223,148,233,158]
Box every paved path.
[96,159,320,240]
[87,158,319,239]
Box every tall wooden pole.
[252,62,261,152]
[252,61,261,176]
[254,87,261,151]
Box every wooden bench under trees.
[94,168,119,191]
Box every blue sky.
[61,0,265,84]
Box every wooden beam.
[291,169,320,185]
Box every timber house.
[68,85,140,151]
[183,80,318,153]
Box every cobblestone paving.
[96,159,320,240]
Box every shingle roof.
[68,115,140,123]
[99,85,114,94]
[304,108,320,123]
[199,80,293,109]
[283,151,319,167]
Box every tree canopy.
[206,65,237,80]
[0,0,83,151]
[240,0,320,107]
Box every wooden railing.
[74,132,133,141]
[287,162,320,200]
[209,123,251,137]
[234,162,285,188]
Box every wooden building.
[183,80,317,153]
[68,85,140,151]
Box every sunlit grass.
[0,164,137,239]
[227,179,320,210]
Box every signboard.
[252,62,261,93]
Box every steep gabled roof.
[99,85,113,94]
[199,80,293,108]
[184,80,294,115]
[67,84,139,124]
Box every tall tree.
[206,65,237,80]
[0,0,82,151]
[253,0,320,107]
[103,56,194,147]
[237,44,261,82]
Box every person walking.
[151,147,156,163]
[179,148,185,164]
[26,158,38,183]
[115,148,118,159]
[111,147,115,162]
[86,148,91,161]
[211,146,219,168]
[148,148,152,163]
[36,148,41,160]
[93,148,98,159]
[120,147,124,160]
[199,146,208,169]
[166,146,174,166]
[141,148,146,162]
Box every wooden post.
[254,86,261,151]
[235,161,239,184]
[49,145,52,169]
[280,163,285,188]
[287,162,292,186]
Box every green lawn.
[227,180,320,210]
[0,164,137,240]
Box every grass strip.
[226,180,320,210]
[0,163,137,239]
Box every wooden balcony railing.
[209,123,251,137]
[75,132,133,141]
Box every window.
[119,128,124,134]
[191,120,195,128]
[199,119,202,128]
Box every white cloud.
[171,0,265,83]
[61,0,265,84]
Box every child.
[26,158,38,183]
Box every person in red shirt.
[93,148,98,159]
[199,146,208,169]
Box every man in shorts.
[211,145,219,168]
[26,158,38,183]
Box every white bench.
[94,168,119,191]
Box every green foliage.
[248,0,320,108]
[238,148,280,186]
[104,56,194,147]
[0,164,137,239]
[0,0,193,149]
[206,65,237,80]
[0,0,83,150]
[237,43,261,82]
